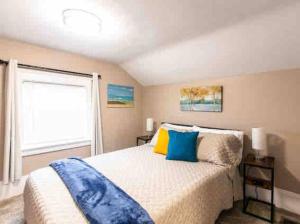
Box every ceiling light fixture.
[63,9,101,34]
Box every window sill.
[22,141,91,157]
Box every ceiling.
[0,0,300,85]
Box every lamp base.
[146,131,153,138]
[255,151,264,160]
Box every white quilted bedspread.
[24,144,235,224]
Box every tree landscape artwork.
[180,86,222,112]
[107,84,134,108]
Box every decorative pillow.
[193,126,244,162]
[153,128,169,155]
[166,130,199,162]
[149,123,194,146]
[197,133,242,166]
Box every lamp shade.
[252,127,267,150]
[146,118,154,132]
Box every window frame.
[18,68,92,157]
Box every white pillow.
[192,126,244,162]
[149,123,194,146]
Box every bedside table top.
[137,135,153,141]
[243,154,275,169]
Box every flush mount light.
[63,9,101,33]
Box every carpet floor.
[0,195,299,224]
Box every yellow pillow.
[153,128,169,155]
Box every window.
[19,68,92,156]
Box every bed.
[24,125,243,224]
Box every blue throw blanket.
[50,158,154,224]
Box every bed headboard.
[161,122,239,131]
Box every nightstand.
[243,154,275,223]
[136,135,153,146]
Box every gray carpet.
[0,195,299,224]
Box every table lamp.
[146,118,154,137]
[252,127,267,160]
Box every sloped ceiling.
[0,0,299,85]
[121,1,300,85]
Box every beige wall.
[142,69,300,194]
[0,37,143,177]
[1,37,299,196]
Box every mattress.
[24,144,237,224]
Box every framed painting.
[107,84,134,108]
[180,86,223,112]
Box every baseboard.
[0,175,28,201]
[247,185,300,215]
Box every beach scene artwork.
[180,86,222,112]
[107,84,134,108]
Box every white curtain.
[91,73,103,156]
[3,59,22,184]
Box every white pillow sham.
[149,123,194,146]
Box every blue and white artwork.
[107,84,134,107]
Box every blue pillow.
[166,130,199,162]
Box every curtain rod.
[0,59,101,79]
